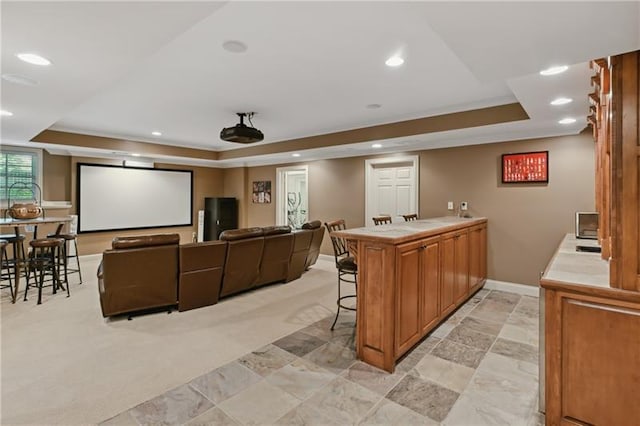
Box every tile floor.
[101,289,544,425]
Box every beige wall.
[237,133,595,286]
[42,151,71,201]
[36,132,595,285]
[418,133,594,286]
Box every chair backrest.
[256,226,294,287]
[325,219,349,264]
[402,214,418,222]
[372,215,392,225]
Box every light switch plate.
[447,201,454,210]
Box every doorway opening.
[276,165,309,229]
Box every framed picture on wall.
[501,151,549,183]
[252,180,272,203]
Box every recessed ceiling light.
[372,143,382,148]
[16,53,51,66]
[131,153,141,157]
[2,74,39,86]
[292,153,301,157]
[0,110,14,117]
[558,117,577,124]
[385,56,404,67]
[550,97,573,106]
[151,131,162,136]
[366,104,382,109]
[539,65,568,76]
[222,40,248,53]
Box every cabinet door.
[468,226,481,291]
[395,240,422,355]
[420,238,440,334]
[468,225,486,293]
[454,231,469,304]
[440,233,456,316]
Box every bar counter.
[332,216,488,372]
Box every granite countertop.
[331,216,487,245]
[542,234,610,288]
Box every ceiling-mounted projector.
[220,112,264,143]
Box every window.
[0,148,42,202]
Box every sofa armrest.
[97,259,105,294]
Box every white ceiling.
[1,1,639,167]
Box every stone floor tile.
[469,301,513,323]
[527,410,546,426]
[432,339,486,369]
[499,323,539,346]
[217,380,301,426]
[129,384,214,425]
[99,410,138,426]
[266,358,336,400]
[238,344,298,377]
[484,290,521,307]
[386,375,459,422]
[447,324,496,351]
[303,341,357,374]
[275,402,343,426]
[273,330,328,357]
[466,354,538,419]
[300,377,381,425]
[443,393,527,426]
[459,316,504,336]
[395,336,440,373]
[491,338,538,365]
[431,322,455,338]
[188,361,262,404]
[412,354,475,393]
[359,398,437,425]
[506,311,539,332]
[514,295,540,318]
[185,407,240,425]
[341,361,405,396]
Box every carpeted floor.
[1,255,339,424]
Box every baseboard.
[484,279,540,297]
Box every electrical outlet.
[447,201,454,210]
[460,201,468,211]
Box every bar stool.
[402,214,418,221]
[23,238,67,305]
[0,233,27,273]
[324,219,357,330]
[0,240,14,300]
[372,215,392,225]
[47,231,83,285]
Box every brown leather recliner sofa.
[98,234,180,318]
[98,222,325,317]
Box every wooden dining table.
[0,216,73,303]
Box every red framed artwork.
[501,151,548,183]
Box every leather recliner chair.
[303,220,325,270]
[98,234,179,317]
[256,226,294,287]
[219,227,264,298]
[178,241,227,312]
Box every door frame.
[276,165,309,227]
[365,155,419,224]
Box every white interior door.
[366,156,418,224]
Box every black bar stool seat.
[24,238,67,304]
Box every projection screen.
[77,164,193,233]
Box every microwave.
[575,212,599,239]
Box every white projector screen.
[77,164,192,233]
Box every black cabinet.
[204,197,238,240]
